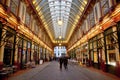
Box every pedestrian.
[63,57,68,70]
[59,57,63,70]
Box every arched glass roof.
[32,0,88,43]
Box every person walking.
[59,57,63,70]
[63,57,68,70]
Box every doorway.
[3,46,12,65]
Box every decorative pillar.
[12,32,16,65]
[31,42,34,60]
[14,34,19,67]
[103,31,108,72]
[0,26,6,69]
[44,48,47,61]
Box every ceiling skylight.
[32,0,88,43]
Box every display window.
[26,42,31,62]
[3,28,16,65]
[94,51,98,63]
[40,47,43,59]
[22,40,27,64]
[17,38,23,65]
[97,33,105,63]
[105,27,119,66]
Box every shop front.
[104,26,119,74]
[34,44,39,64]
[115,21,120,77]
[89,38,94,67]
[80,42,88,66]
[89,34,105,69]
[18,37,31,69]
[17,36,23,69]
[3,27,16,67]
[40,47,43,60]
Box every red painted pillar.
[115,61,120,77]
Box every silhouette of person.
[59,57,63,70]
[63,57,68,70]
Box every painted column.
[14,34,19,67]
[0,26,6,69]
[31,42,34,60]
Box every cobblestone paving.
[9,61,114,80]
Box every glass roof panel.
[48,0,72,39]
[32,0,88,43]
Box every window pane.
[89,11,95,27]
[10,0,19,15]
[25,12,30,27]
[101,0,109,16]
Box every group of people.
[59,57,68,70]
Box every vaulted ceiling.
[32,0,88,44]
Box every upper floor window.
[81,22,86,35]
[89,11,95,27]
[79,27,82,38]
[35,24,39,35]
[100,0,109,16]
[94,5,98,22]
[10,0,19,15]
[25,11,30,27]
[87,15,90,30]
[0,0,5,4]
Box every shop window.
[93,41,97,49]
[94,51,98,63]
[105,27,119,66]
[3,29,15,65]
[17,38,22,64]
[26,42,31,62]
[10,0,19,15]
[109,53,116,62]
[97,39,103,48]
[106,35,115,50]
[100,0,109,16]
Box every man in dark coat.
[59,57,63,70]
[63,57,68,70]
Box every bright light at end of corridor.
[59,43,61,46]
